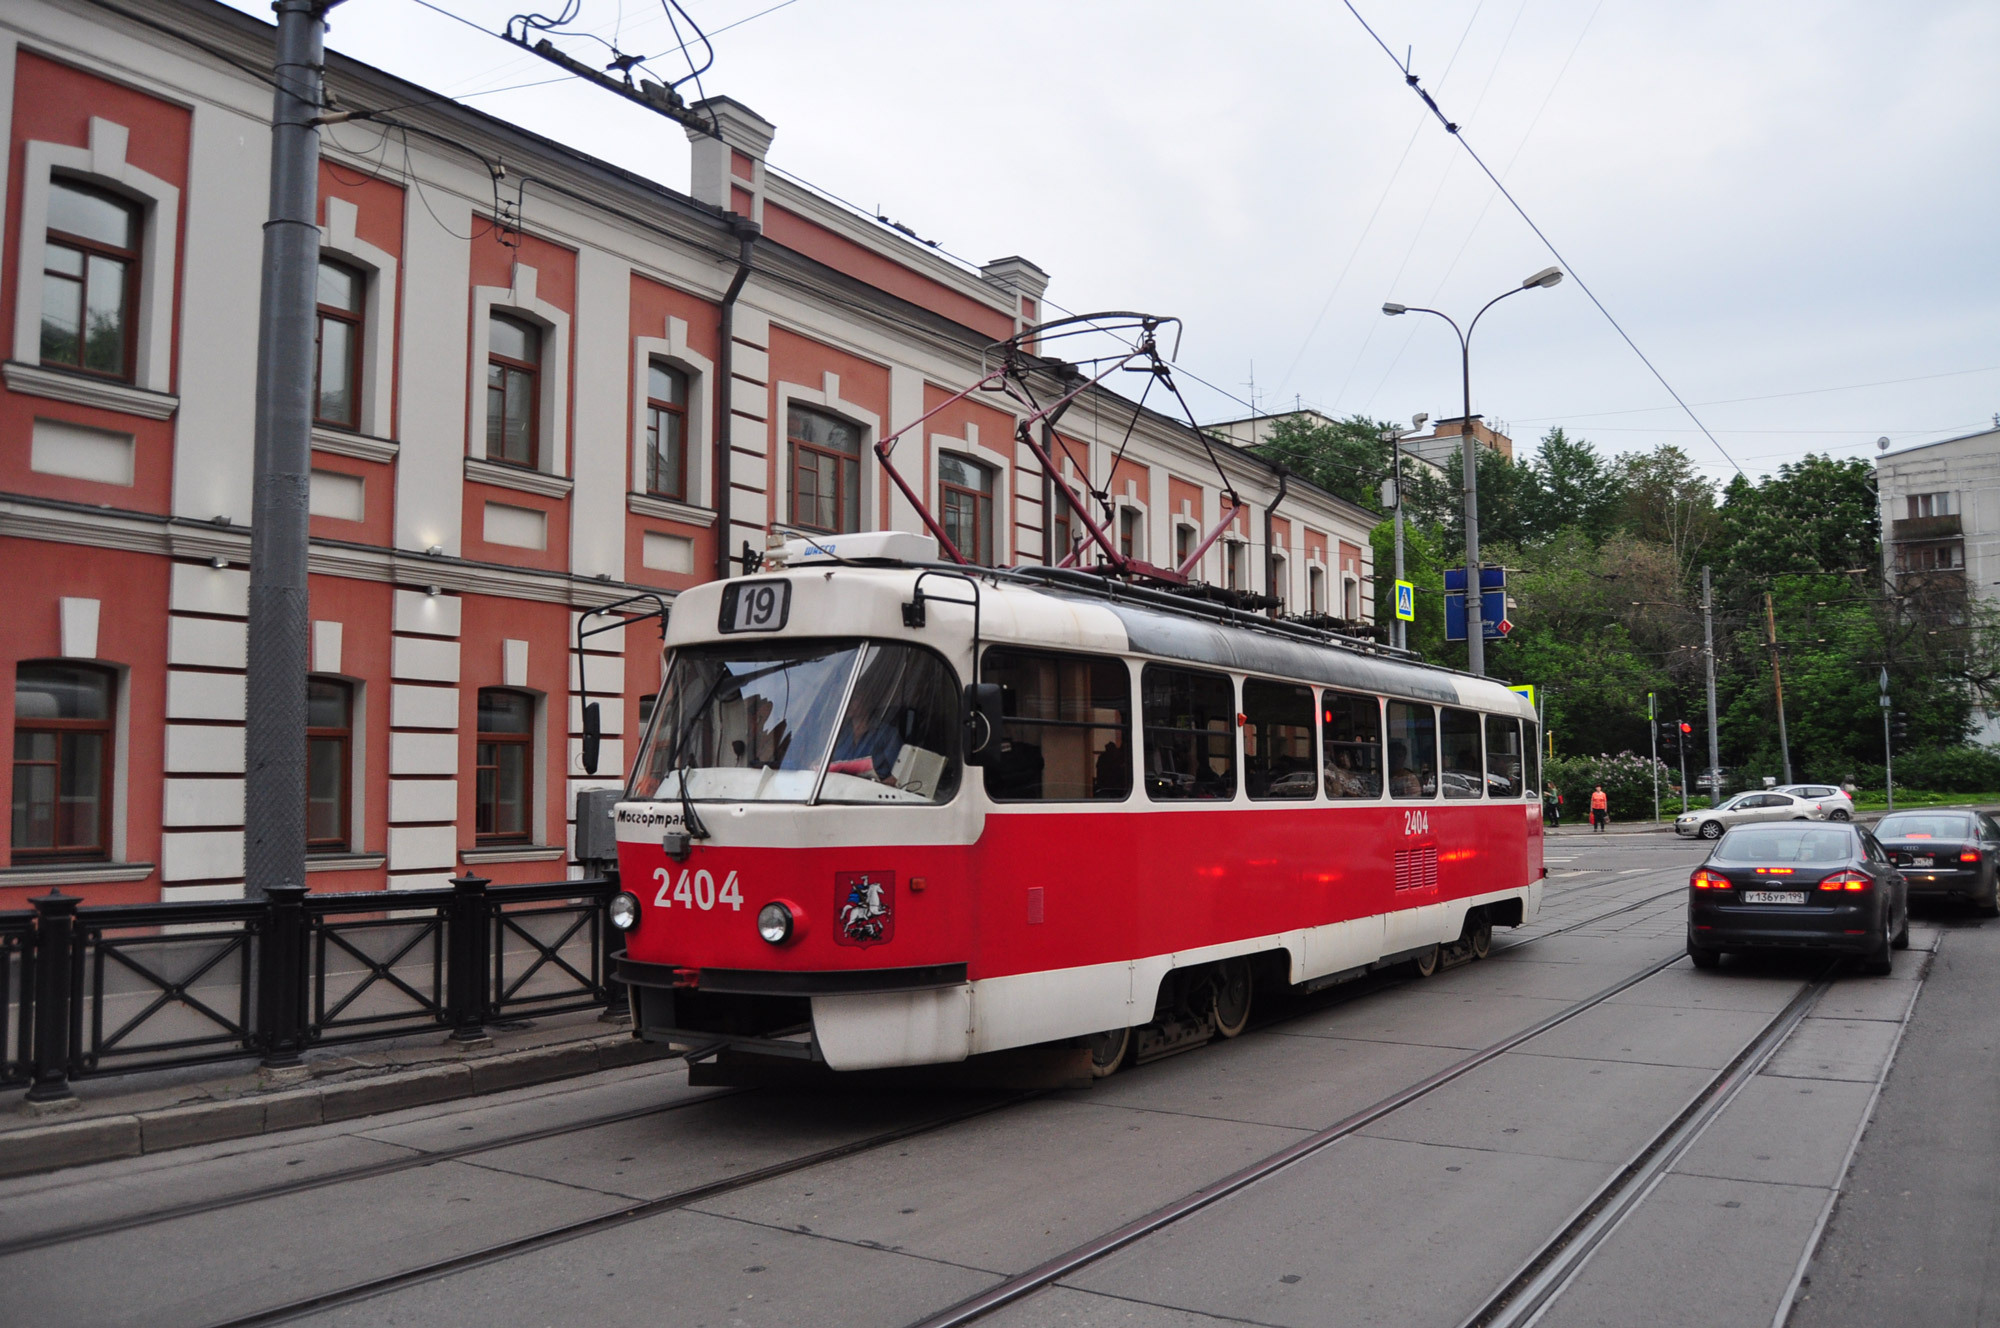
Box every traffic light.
[1890,712,1910,743]
[1679,721,1693,737]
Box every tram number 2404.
[1402,810,1431,836]
[652,867,745,912]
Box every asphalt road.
[0,836,1979,1328]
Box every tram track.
[5,869,1702,1328]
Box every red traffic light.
[1679,722,1692,735]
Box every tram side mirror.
[961,683,1004,766]
[581,702,602,775]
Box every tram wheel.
[1211,959,1252,1039]
[1081,1026,1131,1078]
[1465,912,1493,960]
[1411,944,1441,978]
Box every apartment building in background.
[1876,423,2000,742]
[1,0,1380,905]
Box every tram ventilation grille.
[1394,845,1438,891]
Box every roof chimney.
[981,255,1050,341]
[685,97,775,226]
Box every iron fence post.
[258,883,311,1068]
[25,891,79,1104]
[447,873,492,1044]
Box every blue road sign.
[1443,565,1506,592]
[1393,580,1415,622]
[1444,590,1508,640]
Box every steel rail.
[0,1081,743,1259]
[201,1092,1039,1328]
[904,948,1691,1328]
[1460,963,1842,1328]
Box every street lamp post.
[1385,266,1562,676]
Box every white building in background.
[1876,423,2000,743]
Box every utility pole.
[244,0,335,899]
[1702,566,1720,789]
[1880,665,1894,812]
[1763,591,1794,785]
[1648,691,1659,823]
[1380,415,1425,651]
[1678,721,1689,815]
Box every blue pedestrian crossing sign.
[1509,684,1536,709]
[1393,580,1415,622]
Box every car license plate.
[1743,890,1807,905]
[1909,856,1933,867]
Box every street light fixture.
[1381,266,1564,675]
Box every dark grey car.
[1687,822,1908,975]
[1874,810,2000,916]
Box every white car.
[1675,790,1830,840]
[1773,783,1854,822]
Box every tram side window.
[1322,689,1382,799]
[982,649,1131,801]
[1385,701,1437,799]
[823,643,963,804]
[1524,720,1541,796]
[1440,707,1484,800]
[1486,715,1524,798]
[1142,666,1237,801]
[1244,678,1315,799]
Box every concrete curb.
[0,1032,670,1180]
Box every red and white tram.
[608,530,1545,1076]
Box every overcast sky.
[267,0,2000,484]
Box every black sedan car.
[1873,810,2000,916]
[1687,822,1908,975]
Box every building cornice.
[3,360,180,419]
[465,456,574,500]
[627,493,718,526]
[311,426,400,464]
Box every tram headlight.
[757,902,794,945]
[608,891,641,932]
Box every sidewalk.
[0,1006,668,1179]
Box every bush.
[1849,746,2000,794]
[1546,752,1675,822]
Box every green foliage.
[1850,746,2000,794]
[1370,517,1453,663]
[1545,751,1673,822]
[1253,413,1394,511]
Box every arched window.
[314,259,365,429]
[12,663,114,860]
[486,314,541,469]
[787,404,862,534]
[41,180,139,379]
[306,678,353,851]
[645,360,689,500]
[476,688,535,842]
[939,454,995,565]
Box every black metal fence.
[1,874,618,1104]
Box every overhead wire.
[1339,0,1747,477]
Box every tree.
[1529,428,1623,542]
[1250,413,1394,510]
[1615,445,1716,586]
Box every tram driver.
[829,700,903,786]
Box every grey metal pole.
[1391,429,1406,651]
[1460,343,1483,676]
[1881,666,1894,812]
[1679,723,1689,816]
[244,0,330,900]
[1649,691,1659,823]
[1702,566,1720,790]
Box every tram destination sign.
[719,580,792,633]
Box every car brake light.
[1692,869,1728,889]
[1961,850,1980,863]
[1753,867,1794,875]
[1818,871,1870,892]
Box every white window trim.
[931,419,1011,564]
[774,371,880,534]
[1307,564,1327,615]
[1270,550,1289,605]
[631,315,714,506]
[1171,517,1199,573]
[12,117,180,395]
[318,196,398,442]
[1343,575,1360,619]
[469,262,571,478]
[1112,498,1147,562]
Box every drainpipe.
[1263,469,1291,614]
[713,217,759,581]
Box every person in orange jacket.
[1590,785,1609,832]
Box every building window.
[1308,566,1326,614]
[1052,500,1074,565]
[1225,541,1246,590]
[1901,541,1964,572]
[645,361,689,500]
[40,179,139,379]
[314,259,365,429]
[1118,508,1141,561]
[476,688,535,842]
[1908,492,1955,519]
[1344,578,1359,619]
[486,314,541,469]
[1174,523,1195,570]
[939,454,995,565]
[306,678,352,851]
[12,663,114,861]
[1270,554,1287,605]
[787,404,862,534]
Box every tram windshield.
[629,640,961,804]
